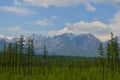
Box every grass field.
[0,64,120,80]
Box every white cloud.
[86,3,96,12]
[2,26,30,35]
[50,16,58,20]
[13,0,22,6]
[24,0,81,8]
[22,0,120,9]
[110,0,120,8]
[0,34,5,38]
[47,11,120,41]
[35,16,57,27]
[0,25,49,37]
[6,26,23,32]
[110,11,120,26]
[108,11,120,36]
[0,6,33,15]
[0,26,38,38]
[48,21,111,41]
[36,20,55,27]
[48,27,72,36]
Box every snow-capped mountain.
[0,33,102,57]
[28,33,101,57]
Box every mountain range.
[0,33,103,57]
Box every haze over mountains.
[0,33,104,57]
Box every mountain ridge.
[0,33,102,57]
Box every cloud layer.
[23,0,120,8]
[1,0,120,42]
[0,26,30,36]
[0,6,33,15]
[86,3,96,12]
[34,16,57,27]
[47,11,120,41]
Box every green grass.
[0,67,120,80]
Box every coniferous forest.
[0,32,120,80]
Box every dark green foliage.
[27,38,34,74]
[0,33,120,80]
[43,44,48,60]
[106,32,120,71]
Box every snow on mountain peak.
[0,34,14,42]
[0,34,5,39]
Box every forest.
[0,32,120,80]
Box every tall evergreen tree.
[114,37,120,71]
[106,32,120,71]
[27,38,34,74]
[27,38,31,74]
[18,35,25,73]
[1,43,7,73]
[98,43,104,80]
[43,44,47,60]
[13,42,18,73]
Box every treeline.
[98,32,120,70]
[0,35,35,74]
[98,32,120,80]
[0,33,120,78]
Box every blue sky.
[0,0,120,41]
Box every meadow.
[0,56,120,80]
[0,33,120,80]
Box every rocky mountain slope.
[0,33,102,57]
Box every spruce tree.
[27,38,34,74]
[114,37,120,71]
[18,34,25,73]
[2,43,7,73]
[106,32,120,71]
[27,38,31,74]
[14,42,18,74]
[98,43,104,80]
[43,44,47,60]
